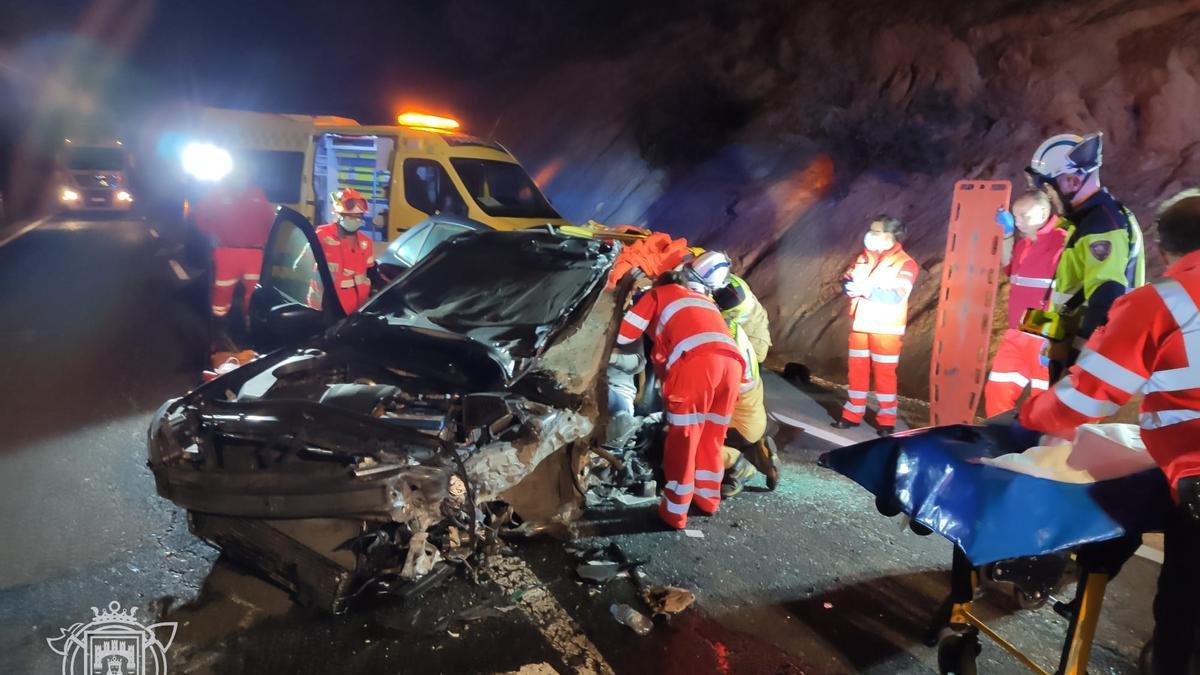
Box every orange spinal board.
[929,180,1011,426]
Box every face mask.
[864,232,892,252]
[338,215,363,233]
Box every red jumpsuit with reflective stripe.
[984,216,1068,415]
[841,244,918,426]
[193,184,275,318]
[1020,249,1200,672]
[1020,248,1200,490]
[618,284,744,528]
[314,223,375,314]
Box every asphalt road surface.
[0,213,1159,674]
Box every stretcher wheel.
[875,494,902,518]
[936,631,980,675]
[1013,587,1047,610]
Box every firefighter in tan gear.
[684,251,782,497]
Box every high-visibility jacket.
[731,321,760,394]
[314,223,375,314]
[617,284,744,380]
[1050,189,1146,342]
[1004,215,1069,329]
[193,184,274,249]
[1020,248,1200,493]
[843,244,919,336]
[714,274,772,363]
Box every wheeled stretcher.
[820,423,1173,674]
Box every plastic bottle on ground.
[610,603,653,635]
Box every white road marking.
[489,556,614,675]
[168,259,190,281]
[769,410,859,447]
[0,217,51,248]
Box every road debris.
[684,529,704,539]
[610,603,653,636]
[641,586,695,616]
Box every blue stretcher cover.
[818,424,1174,565]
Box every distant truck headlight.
[116,190,133,203]
[181,142,233,182]
[60,187,80,202]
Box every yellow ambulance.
[163,106,568,241]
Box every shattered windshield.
[361,231,612,356]
[449,158,560,220]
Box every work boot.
[831,419,860,429]
[877,425,895,436]
[742,437,782,491]
[721,456,758,498]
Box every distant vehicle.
[156,107,566,243]
[376,215,493,282]
[53,139,134,212]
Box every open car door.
[248,206,345,351]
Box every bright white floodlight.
[181,142,233,182]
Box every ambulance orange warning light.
[396,112,461,131]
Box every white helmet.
[1028,132,1103,182]
[685,250,731,290]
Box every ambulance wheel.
[937,631,980,675]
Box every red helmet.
[331,188,368,215]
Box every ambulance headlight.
[181,142,233,182]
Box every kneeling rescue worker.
[684,251,782,496]
[1019,189,1200,675]
[833,216,919,435]
[617,267,745,529]
[314,188,380,314]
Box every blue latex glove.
[996,207,1015,237]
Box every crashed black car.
[148,208,634,611]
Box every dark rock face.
[486,0,1200,399]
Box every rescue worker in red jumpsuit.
[314,188,379,314]
[983,192,1069,415]
[1020,189,1200,674]
[191,175,275,350]
[833,216,919,435]
[617,271,745,529]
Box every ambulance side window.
[403,159,468,218]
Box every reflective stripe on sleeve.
[1031,379,1049,390]
[339,279,356,289]
[1051,290,1075,306]
[739,380,759,394]
[214,278,238,287]
[245,273,260,281]
[354,274,369,284]
[1054,379,1120,418]
[623,311,650,330]
[1076,349,1147,395]
[988,371,1030,386]
[1011,276,1053,289]
[1140,409,1200,430]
